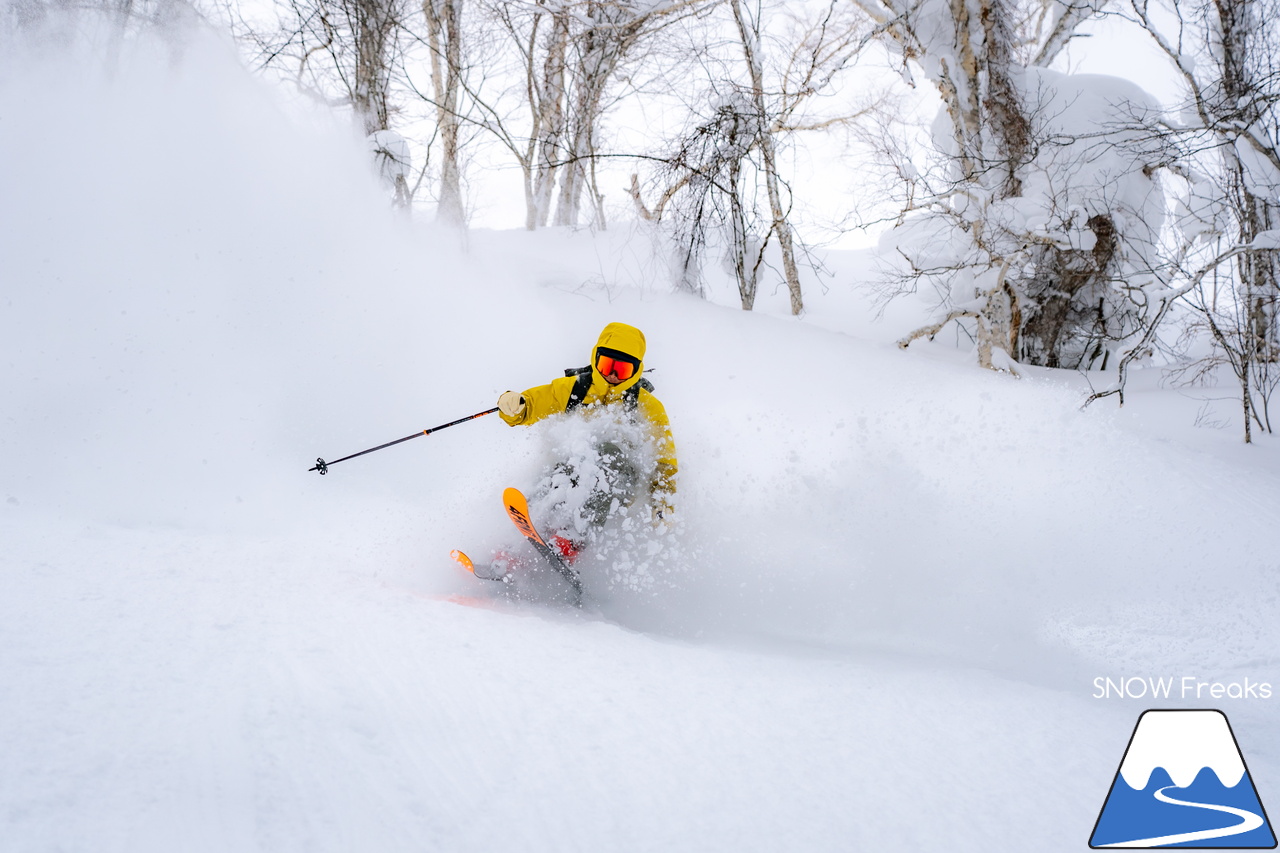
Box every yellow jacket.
[500,322,677,498]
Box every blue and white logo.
[1091,709,1276,848]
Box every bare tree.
[463,0,704,229]
[1085,241,1280,436]
[726,0,802,313]
[634,0,866,314]
[641,90,764,306]
[852,0,1171,371]
[231,0,412,203]
[421,0,464,224]
[1118,0,1280,440]
[464,0,572,230]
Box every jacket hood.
[591,322,646,394]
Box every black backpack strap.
[564,366,593,412]
[624,378,654,412]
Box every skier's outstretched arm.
[496,376,576,426]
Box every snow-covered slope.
[2,18,1279,853]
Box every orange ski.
[450,549,476,574]
[503,488,547,545]
[502,487,582,602]
[452,547,515,582]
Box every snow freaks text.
[1092,677,1274,701]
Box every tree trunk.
[730,0,803,315]
[725,133,756,309]
[555,16,614,227]
[352,0,397,136]
[425,0,465,227]
[979,0,1029,197]
[532,8,568,228]
[1218,0,1277,438]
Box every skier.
[496,321,677,565]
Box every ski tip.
[450,549,476,574]
[502,487,546,545]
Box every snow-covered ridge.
[1118,711,1247,790]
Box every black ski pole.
[309,407,500,475]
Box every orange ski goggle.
[596,352,638,382]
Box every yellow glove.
[498,390,526,418]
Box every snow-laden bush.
[887,68,1166,370]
